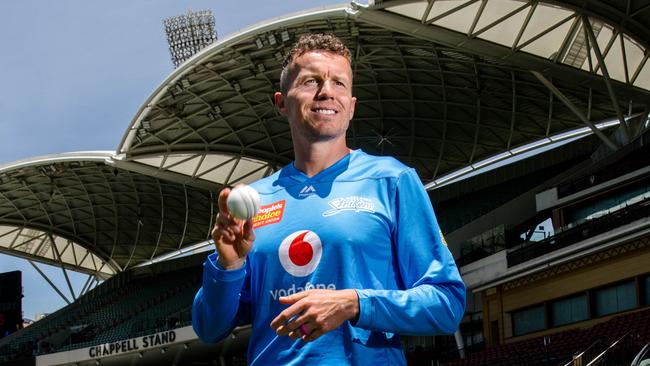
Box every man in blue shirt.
[193,33,466,365]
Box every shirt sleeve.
[192,252,252,343]
[354,168,466,335]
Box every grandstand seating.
[507,199,650,266]
[0,255,203,363]
[442,307,650,366]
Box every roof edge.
[117,3,353,155]
[0,151,115,173]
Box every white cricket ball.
[226,185,261,221]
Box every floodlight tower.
[163,9,217,68]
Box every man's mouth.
[312,108,337,115]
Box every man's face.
[275,51,356,143]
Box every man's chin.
[304,129,346,143]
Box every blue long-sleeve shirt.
[193,150,465,365]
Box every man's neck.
[292,138,351,178]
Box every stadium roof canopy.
[0,152,213,281]
[116,0,650,191]
[3,0,650,280]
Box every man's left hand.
[270,289,359,342]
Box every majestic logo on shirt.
[299,185,317,197]
[322,196,375,217]
[252,200,285,229]
[278,230,322,277]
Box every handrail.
[585,332,631,366]
[559,339,602,366]
[631,343,649,366]
[508,200,650,266]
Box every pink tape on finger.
[300,324,310,336]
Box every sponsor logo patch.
[322,196,375,217]
[278,230,322,277]
[270,282,337,300]
[252,200,285,228]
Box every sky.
[0,0,348,321]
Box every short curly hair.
[279,33,352,94]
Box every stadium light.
[163,9,218,68]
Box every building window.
[644,276,650,306]
[594,280,637,317]
[512,305,545,336]
[551,294,588,327]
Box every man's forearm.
[192,254,248,343]
[354,282,466,335]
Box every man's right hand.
[212,188,256,270]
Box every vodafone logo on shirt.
[278,230,322,277]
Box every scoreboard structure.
[0,271,22,338]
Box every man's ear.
[274,92,286,116]
[349,96,357,121]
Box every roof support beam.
[29,260,72,305]
[179,184,190,250]
[582,15,632,144]
[545,89,554,136]
[395,38,416,163]
[149,179,165,260]
[554,15,582,64]
[108,158,218,192]
[508,71,516,150]
[630,53,649,85]
[633,107,649,139]
[50,234,77,301]
[79,273,95,297]
[432,46,448,180]
[467,0,487,36]
[512,1,537,51]
[208,190,216,239]
[122,172,143,270]
[98,167,122,274]
[424,0,479,25]
[531,71,618,151]
[350,4,650,102]
[469,58,481,163]
[420,0,435,24]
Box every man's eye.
[335,81,345,87]
[305,79,318,85]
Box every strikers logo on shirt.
[278,230,322,277]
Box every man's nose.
[316,80,335,99]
